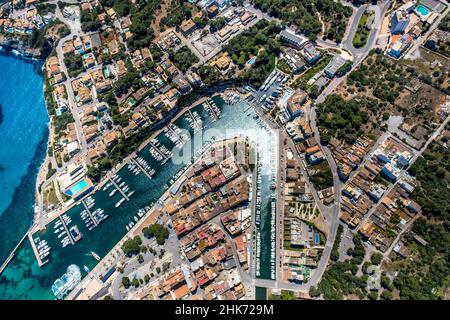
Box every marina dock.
[130,158,155,181]
[149,142,169,161]
[59,216,75,245]
[205,100,219,120]
[167,125,183,141]
[110,179,130,201]
[82,200,98,226]
[187,109,202,131]
[0,232,34,275]
[1,96,220,276]
[27,231,46,267]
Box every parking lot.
[244,69,290,112]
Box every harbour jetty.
[0,232,33,275]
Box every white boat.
[109,189,117,197]
[91,251,101,261]
[115,198,125,208]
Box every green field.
[352,10,374,49]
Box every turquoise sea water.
[0,52,49,266]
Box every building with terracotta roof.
[179,19,196,36]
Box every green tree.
[381,290,393,300]
[131,278,140,288]
[121,276,130,289]
[370,253,383,265]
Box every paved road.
[316,1,391,104]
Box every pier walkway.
[187,109,202,131]
[130,158,154,181]
[27,231,46,267]
[149,142,169,161]
[167,125,183,141]
[0,232,33,275]
[110,180,130,201]
[204,100,219,121]
[82,200,98,226]
[59,216,75,245]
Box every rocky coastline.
[0,36,53,60]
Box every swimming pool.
[416,5,430,16]
[314,233,320,245]
[247,57,256,65]
[65,179,88,196]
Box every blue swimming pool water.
[416,5,430,16]
[314,233,320,245]
[248,57,256,65]
[66,179,88,196]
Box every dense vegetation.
[63,52,85,78]
[113,67,143,97]
[330,225,344,262]
[160,0,192,29]
[121,236,143,257]
[169,46,199,73]
[276,59,292,74]
[54,112,75,137]
[310,235,368,299]
[100,0,134,17]
[80,7,102,32]
[409,143,450,221]
[316,94,371,144]
[28,20,66,50]
[438,13,450,32]
[309,161,334,190]
[128,0,162,51]
[196,65,223,86]
[35,3,56,16]
[143,224,169,245]
[352,10,373,49]
[269,290,296,300]
[224,20,281,87]
[347,51,411,104]
[252,0,352,41]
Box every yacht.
[90,251,101,261]
[69,225,82,242]
[51,265,81,300]
[109,189,117,197]
[115,198,125,208]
